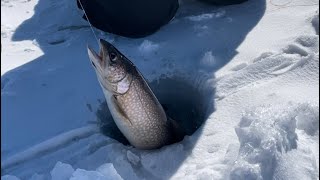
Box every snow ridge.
[231,103,319,180]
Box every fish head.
[88,39,131,94]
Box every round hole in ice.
[96,75,214,147]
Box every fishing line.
[77,0,100,44]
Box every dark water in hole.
[96,77,214,146]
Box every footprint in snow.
[311,10,319,35]
[231,62,248,71]
[46,33,68,46]
[270,35,318,75]
[216,33,318,99]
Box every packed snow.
[1,0,319,179]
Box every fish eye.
[109,52,117,62]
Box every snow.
[50,162,74,180]
[1,125,98,170]
[1,0,319,179]
[231,103,309,180]
[138,40,159,54]
[95,163,123,179]
[126,150,140,166]
[29,174,45,180]
[1,175,20,180]
[69,164,122,180]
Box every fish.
[87,39,183,149]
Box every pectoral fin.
[99,80,123,96]
[111,95,132,125]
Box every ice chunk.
[50,161,75,180]
[295,103,319,136]
[231,103,301,179]
[1,175,20,180]
[273,149,319,180]
[96,163,123,180]
[70,169,106,180]
[126,151,140,165]
[29,174,45,180]
[230,162,262,180]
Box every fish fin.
[111,95,133,125]
[167,117,185,142]
[99,81,123,96]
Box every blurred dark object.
[77,0,179,38]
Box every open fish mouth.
[87,39,117,70]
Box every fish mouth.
[87,45,101,70]
[87,39,117,92]
[87,39,115,69]
[87,45,109,91]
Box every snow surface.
[1,0,319,179]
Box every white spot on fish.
[117,79,130,94]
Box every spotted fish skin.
[88,39,175,149]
